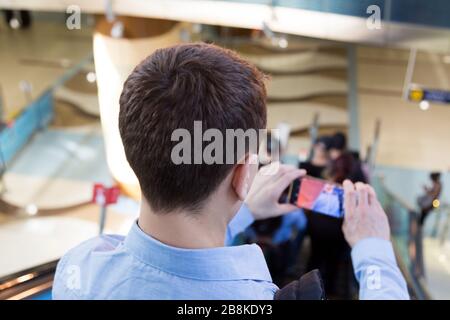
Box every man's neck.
[138,196,240,249]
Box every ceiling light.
[419,100,430,111]
[111,21,124,38]
[10,18,20,29]
[25,204,38,216]
[86,72,96,83]
[278,37,288,49]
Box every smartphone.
[285,176,344,218]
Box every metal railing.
[0,260,57,300]
[430,204,450,245]
[371,174,431,300]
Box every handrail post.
[439,207,450,247]
[410,210,425,279]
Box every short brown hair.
[119,43,267,213]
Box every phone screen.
[288,176,344,218]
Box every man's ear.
[232,153,258,201]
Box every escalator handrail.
[372,174,431,300]
[0,260,58,300]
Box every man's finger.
[367,184,377,206]
[259,162,293,180]
[273,165,304,185]
[275,164,299,177]
[272,169,306,198]
[343,180,357,219]
[355,182,369,208]
[275,203,299,216]
[367,185,386,216]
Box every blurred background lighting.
[432,199,440,208]
[278,37,288,49]
[419,100,430,111]
[86,72,96,83]
[9,18,20,29]
[25,204,38,216]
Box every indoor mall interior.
[0,0,450,300]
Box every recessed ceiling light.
[278,37,288,49]
[419,100,430,111]
[86,72,96,83]
[10,18,20,29]
[111,21,124,38]
[25,204,38,216]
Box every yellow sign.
[409,88,424,101]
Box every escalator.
[372,174,431,300]
[0,260,56,300]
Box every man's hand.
[245,162,306,220]
[342,180,391,247]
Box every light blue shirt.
[53,204,409,300]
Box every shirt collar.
[124,221,272,282]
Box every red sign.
[92,184,120,205]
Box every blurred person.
[418,172,442,225]
[328,152,355,184]
[329,132,367,183]
[306,157,353,298]
[53,44,408,300]
[329,132,347,161]
[306,134,367,298]
[297,135,334,285]
[299,135,332,179]
[248,132,307,285]
[350,151,369,183]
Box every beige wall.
[357,46,450,171]
[241,41,348,156]
[0,20,92,121]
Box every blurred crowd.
[243,132,369,299]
